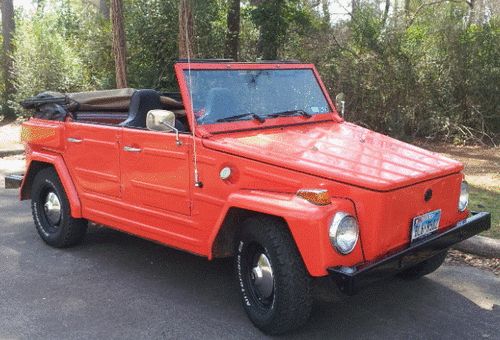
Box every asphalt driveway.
[0,188,499,339]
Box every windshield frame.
[174,62,342,136]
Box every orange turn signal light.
[296,189,331,206]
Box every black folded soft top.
[21,88,138,112]
[20,88,184,121]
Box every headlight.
[329,212,359,255]
[458,180,469,212]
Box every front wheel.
[235,217,312,335]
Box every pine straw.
[445,249,500,276]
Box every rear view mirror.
[146,110,176,132]
[146,110,182,146]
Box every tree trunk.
[100,0,109,19]
[90,0,109,19]
[110,0,128,88]
[1,0,16,120]
[36,0,45,12]
[404,0,410,18]
[254,0,282,60]
[322,0,331,26]
[393,0,398,25]
[382,0,390,26]
[351,0,358,16]
[178,0,195,59]
[224,0,240,60]
[467,0,475,26]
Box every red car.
[6,61,490,334]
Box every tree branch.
[406,0,464,28]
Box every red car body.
[18,62,479,275]
[12,61,490,333]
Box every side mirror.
[335,93,346,118]
[146,109,182,146]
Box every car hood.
[202,122,463,191]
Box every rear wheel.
[31,168,87,248]
[235,216,312,335]
[398,250,447,280]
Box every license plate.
[411,209,441,243]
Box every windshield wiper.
[216,112,266,123]
[266,109,312,118]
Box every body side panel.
[120,129,192,216]
[63,122,122,198]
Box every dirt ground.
[417,143,499,238]
[446,249,499,275]
[0,121,22,152]
[421,143,500,191]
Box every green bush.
[12,1,113,113]
[5,0,498,143]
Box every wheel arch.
[20,161,51,200]
[208,190,341,277]
[212,207,287,258]
[21,153,82,218]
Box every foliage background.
[1,0,499,144]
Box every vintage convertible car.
[6,60,491,334]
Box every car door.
[64,122,122,198]
[120,128,192,216]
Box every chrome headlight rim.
[458,180,469,212]
[329,212,359,255]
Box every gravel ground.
[0,154,25,187]
[0,122,22,151]
[446,249,500,276]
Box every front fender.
[21,151,82,218]
[209,190,365,277]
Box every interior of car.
[73,89,189,132]
[21,88,189,132]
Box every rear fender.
[208,190,363,277]
[21,151,82,218]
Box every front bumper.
[328,212,491,295]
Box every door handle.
[67,137,82,143]
[123,146,142,153]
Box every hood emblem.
[424,189,433,202]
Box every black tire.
[31,167,87,248]
[398,250,447,280]
[235,216,312,335]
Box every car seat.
[120,89,162,128]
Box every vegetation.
[0,0,498,144]
[470,185,499,238]
[422,143,499,239]
[1,0,15,120]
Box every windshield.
[183,69,331,125]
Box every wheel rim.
[251,253,274,300]
[43,191,61,226]
[244,244,275,308]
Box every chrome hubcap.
[44,192,61,225]
[251,253,274,299]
